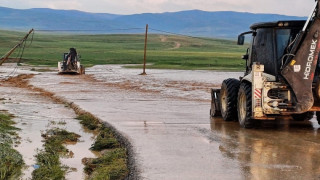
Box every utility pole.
[140,24,148,75]
[0,28,34,65]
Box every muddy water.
[22,64,320,179]
[0,63,38,80]
[89,65,243,101]
[209,117,320,180]
[0,85,97,179]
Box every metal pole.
[141,24,148,75]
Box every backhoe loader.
[211,1,320,128]
[58,48,85,75]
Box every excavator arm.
[281,1,320,112]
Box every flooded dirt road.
[3,64,320,179]
[25,65,320,180]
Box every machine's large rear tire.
[237,82,254,128]
[291,112,314,121]
[220,78,240,121]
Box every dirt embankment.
[4,74,57,100]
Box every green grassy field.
[0,30,247,70]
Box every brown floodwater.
[26,64,320,179]
[209,116,320,180]
[3,64,320,179]
[88,65,243,101]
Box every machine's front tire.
[237,82,254,128]
[220,78,240,121]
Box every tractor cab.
[238,21,305,77]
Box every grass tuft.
[0,114,19,135]
[42,128,80,154]
[32,128,80,179]
[90,127,120,151]
[76,113,129,179]
[0,113,24,180]
[76,114,100,130]
[0,144,24,180]
[84,148,128,180]
[32,151,64,180]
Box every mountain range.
[0,6,307,38]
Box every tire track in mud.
[2,74,139,180]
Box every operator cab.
[238,20,305,76]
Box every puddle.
[0,85,98,179]
[209,117,320,179]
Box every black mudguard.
[210,89,221,117]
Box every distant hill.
[0,7,306,38]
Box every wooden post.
[140,24,148,75]
[0,28,34,65]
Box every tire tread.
[220,78,240,121]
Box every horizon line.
[0,5,307,17]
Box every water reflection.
[210,117,320,180]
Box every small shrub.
[32,128,80,180]
[0,144,24,180]
[84,148,128,180]
[90,127,120,151]
[76,114,100,130]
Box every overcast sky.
[0,0,316,16]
